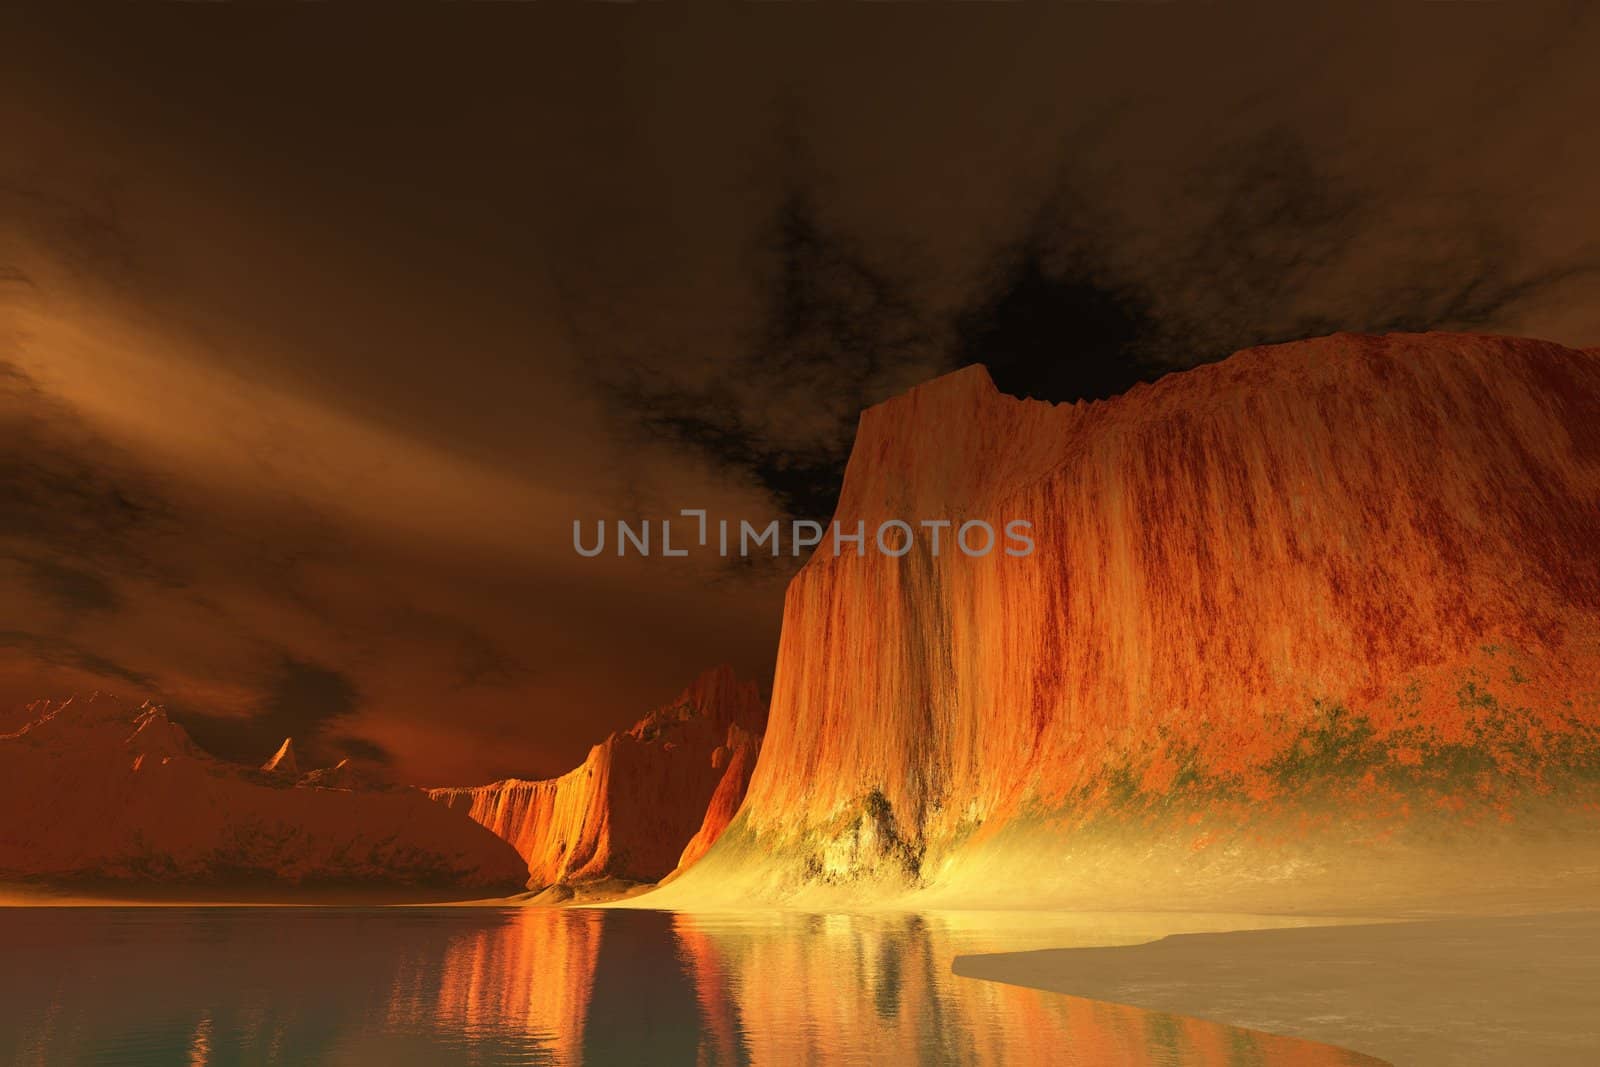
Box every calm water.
[0,907,1378,1066]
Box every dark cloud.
[1155,127,1368,352]
[1129,128,1600,361]
[611,186,944,526]
[946,125,1600,411]
[0,358,166,567]
[326,734,394,767]
[613,124,1600,496]
[260,659,359,731]
[449,632,531,692]
[0,631,152,689]
[19,557,120,614]
[367,605,536,694]
[951,126,1600,405]
[953,230,1160,405]
[174,657,377,768]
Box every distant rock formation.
[297,758,386,791]
[659,332,1600,908]
[429,666,766,889]
[0,694,527,892]
[261,737,298,776]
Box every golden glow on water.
[185,1014,211,1067]
[663,910,1378,1066]
[0,908,1378,1066]
[426,907,603,1063]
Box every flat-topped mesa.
[428,665,767,889]
[824,363,1084,531]
[0,694,527,891]
[664,331,1600,908]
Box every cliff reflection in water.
[0,907,1379,1066]
[663,910,1382,1067]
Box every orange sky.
[3,3,1598,785]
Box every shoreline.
[13,884,1591,1064]
[0,882,521,908]
[952,909,1600,1067]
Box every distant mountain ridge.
[0,694,526,892]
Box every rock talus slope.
[660,332,1600,908]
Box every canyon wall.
[429,665,765,889]
[0,694,527,892]
[660,332,1600,908]
[671,723,761,875]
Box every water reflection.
[665,911,1383,1066]
[0,908,1380,1066]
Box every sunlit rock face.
[679,333,1600,906]
[261,737,299,776]
[0,694,528,891]
[429,666,767,889]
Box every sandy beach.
[953,910,1600,1066]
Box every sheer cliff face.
[684,333,1600,904]
[0,695,527,891]
[429,666,766,888]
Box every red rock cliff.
[0,695,528,892]
[671,721,762,876]
[665,332,1600,906]
[429,666,766,888]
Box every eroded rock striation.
[0,694,527,892]
[663,332,1600,907]
[428,665,766,889]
